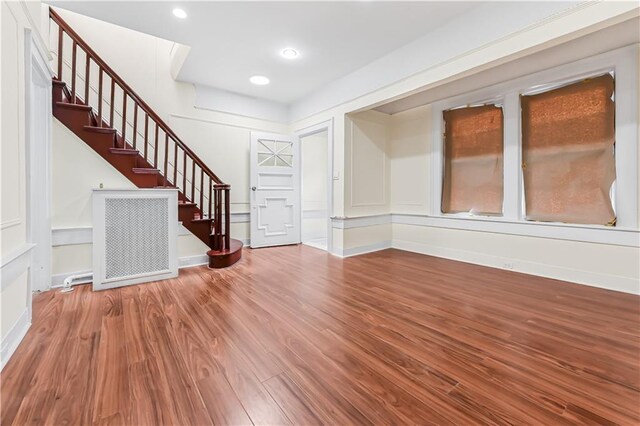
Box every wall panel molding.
[331,214,391,229]
[330,214,639,247]
[392,213,640,248]
[0,308,30,371]
[0,244,35,290]
[52,213,251,246]
[348,117,387,208]
[1,3,24,231]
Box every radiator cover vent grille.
[93,189,178,291]
[105,197,169,279]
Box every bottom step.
[207,238,243,268]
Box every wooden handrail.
[49,7,223,185]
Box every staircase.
[49,8,242,268]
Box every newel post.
[223,184,231,251]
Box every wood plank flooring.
[1,246,639,425]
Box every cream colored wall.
[1,2,29,258]
[389,105,431,215]
[0,0,48,362]
[52,119,133,228]
[343,224,392,253]
[344,110,390,218]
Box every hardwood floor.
[1,246,639,425]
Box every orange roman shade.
[442,105,504,215]
[521,74,616,225]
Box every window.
[521,74,616,225]
[257,139,293,168]
[442,105,504,215]
[431,45,638,240]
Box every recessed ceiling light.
[172,8,187,19]
[281,48,299,59]
[249,75,270,85]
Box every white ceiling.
[47,1,479,104]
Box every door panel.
[250,132,300,248]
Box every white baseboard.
[51,269,93,288]
[332,240,392,258]
[392,239,640,295]
[51,257,207,287]
[302,231,328,242]
[51,239,251,288]
[178,254,208,268]
[1,309,31,372]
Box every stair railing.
[49,7,231,251]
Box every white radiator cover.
[92,189,178,291]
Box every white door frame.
[295,119,334,255]
[25,30,53,294]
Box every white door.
[250,132,300,248]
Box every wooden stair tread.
[178,202,197,207]
[191,217,213,223]
[207,238,243,268]
[132,167,160,174]
[85,125,117,134]
[55,101,92,111]
[108,148,139,155]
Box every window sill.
[392,213,639,247]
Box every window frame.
[440,100,506,217]
[431,45,638,238]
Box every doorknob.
[251,186,257,191]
